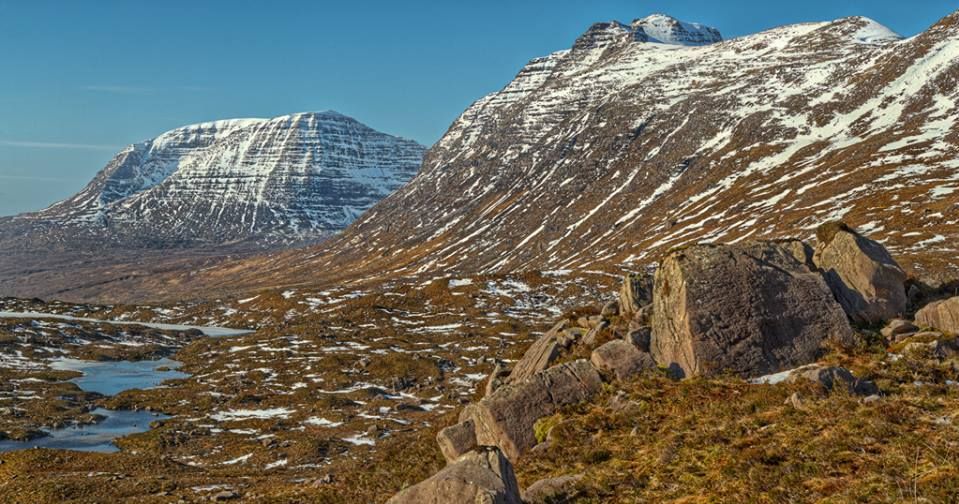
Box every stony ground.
[5,266,958,503]
[0,272,612,502]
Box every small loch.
[0,314,252,453]
[51,357,190,396]
[0,408,168,453]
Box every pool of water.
[0,408,167,453]
[0,358,189,452]
[51,357,190,396]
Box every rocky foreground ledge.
[387,222,959,503]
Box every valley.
[1,7,958,504]
[0,272,610,501]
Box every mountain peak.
[572,21,632,50]
[842,16,902,44]
[631,14,723,46]
[572,14,722,50]
[27,111,426,246]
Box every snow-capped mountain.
[9,111,425,247]
[242,12,959,286]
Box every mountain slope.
[4,111,425,248]
[226,12,959,290]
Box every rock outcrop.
[618,272,653,318]
[915,296,959,334]
[505,320,576,384]
[590,339,656,380]
[436,419,477,463]
[814,224,907,324]
[786,365,879,396]
[461,360,602,461]
[881,319,919,341]
[651,242,855,378]
[386,447,521,504]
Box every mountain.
[211,12,958,292]
[0,111,424,301]
[3,111,425,248]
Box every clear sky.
[1,0,956,216]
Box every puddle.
[0,408,167,453]
[51,357,189,396]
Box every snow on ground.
[210,408,294,422]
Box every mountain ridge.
[162,10,959,299]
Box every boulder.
[437,420,477,463]
[880,319,919,340]
[900,335,958,360]
[618,272,654,317]
[581,321,610,349]
[786,365,879,396]
[754,364,878,396]
[485,360,511,397]
[780,238,816,268]
[813,224,907,324]
[506,320,574,383]
[386,447,521,504]
[460,360,602,461]
[626,326,652,352]
[916,297,959,334]
[651,242,855,378]
[522,474,584,504]
[590,340,656,380]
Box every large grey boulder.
[386,447,521,504]
[651,242,855,378]
[915,297,959,334]
[590,340,656,380]
[813,224,907,324]
[460,360,602,461]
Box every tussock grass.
[515,348,959,503]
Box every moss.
[534,414,564,444]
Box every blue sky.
[1,0,956,216]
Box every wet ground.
[0,272,614,502]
